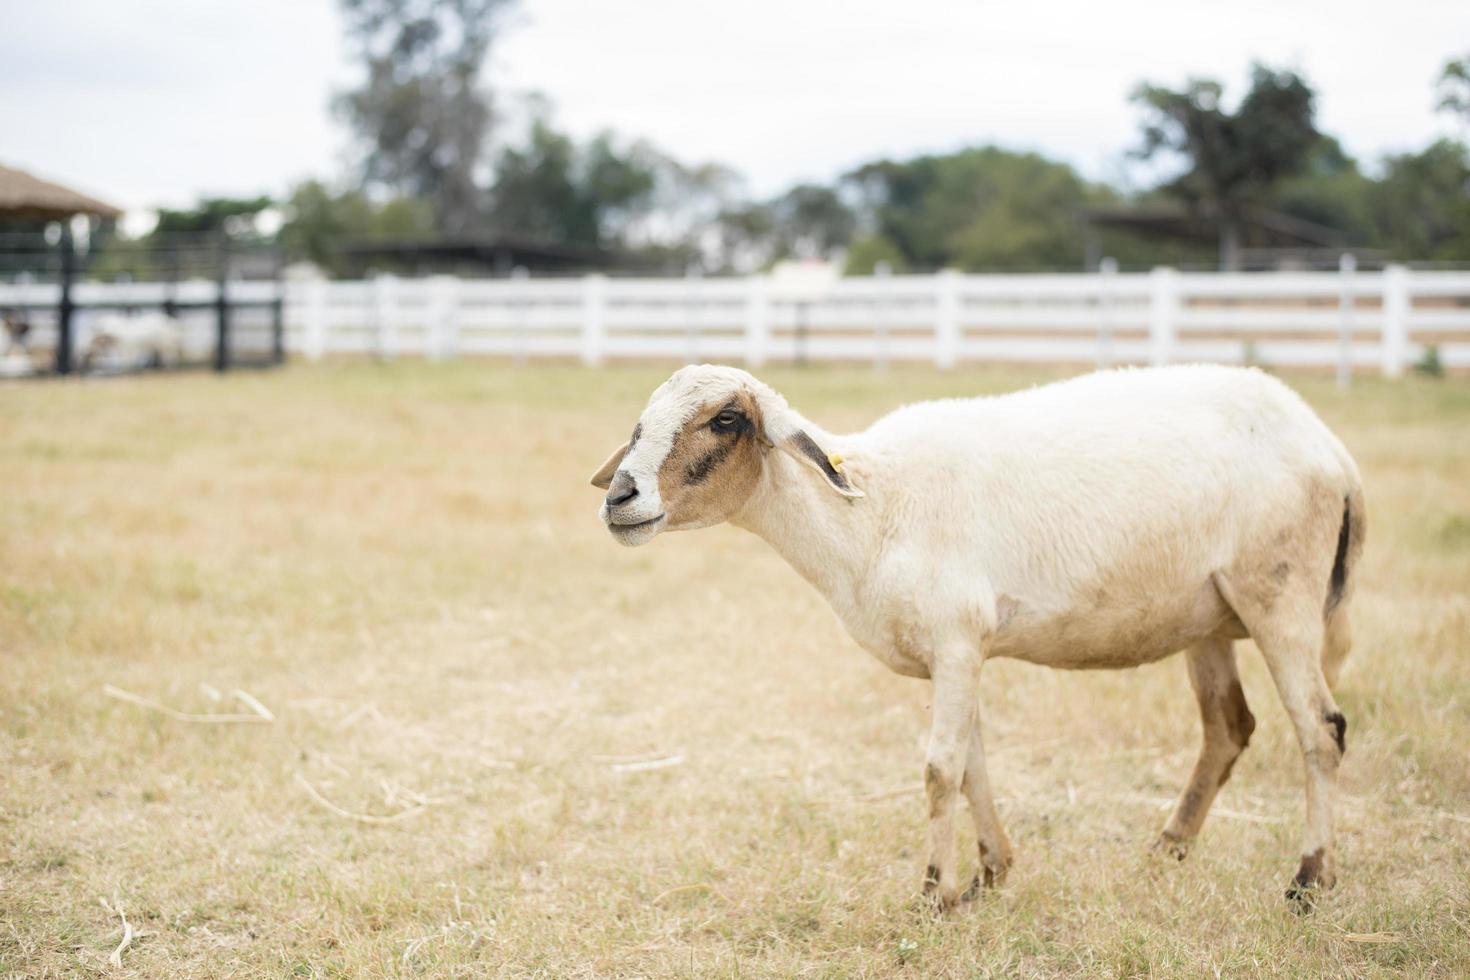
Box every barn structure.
[0,164,123,224]
[0,164,124,372]
[1079,202,1383,272]
[0,163,283,375]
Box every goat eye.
[712,411,740,431]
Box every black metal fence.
[0,230,285,375]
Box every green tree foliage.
[486,120,661,248]
[1438,54,1470,124]
[153,196,274,238]
[1370,140,1470,262]
[845,148,1108,271]
[89,197,275,280]
[1271,137,1377,243]
[278,180,436,273]
[843,234,907,275]
[768,184,855,260]
[1132,65,1320,269]
[335,0,508,235]
[711,202,777,272]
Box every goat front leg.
[922,645,982,911]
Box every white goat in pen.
[591,364,1365,911]
[79,312,185,373]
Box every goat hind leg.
[1155,636,1255,859]
[1217,570,1345,908]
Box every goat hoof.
[1285,850,1334,913]
[919,869,965,914]
[921,864,940,894]
[1151,832,1190,861]
[1285,881,1319,914]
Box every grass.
[1,360,1467,978]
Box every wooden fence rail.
[5,264,1469,376]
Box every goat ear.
[780,430,864,499]
[590,442,628,490]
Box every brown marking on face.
[655,389,766,529]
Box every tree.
[1370,140,1470,262]
[88,196,274,281]
[1271,137,1377,244]
[335,0,510,235]
[844,147,1107,271]
[843,234,907,275]
[153,196,274,238]
[278,180,436,273]
[1132,65,1321,269]
[486,120,660,248]
[768,184,855,260]
[710,202,778,272]
[486,119,586,243]
[1438,54,1470,124]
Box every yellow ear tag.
[827,452,844,470]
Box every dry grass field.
[2,361,1468,978]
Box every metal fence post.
[581,273,606,367]
[934,269,960,369]
[214,236,230,373]
[56,225,75,375]
[1381,264,1409,379]
[270,246,285,365]
[745,275,769,367]
[1148,266,1177,367]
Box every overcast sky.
[3,0,1466,228]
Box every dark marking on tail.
[1326,711,1346,755]
[1325,496,1352,617]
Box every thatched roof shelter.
[0,164,122,221]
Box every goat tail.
[1323,481,1366,689]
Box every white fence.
[6,266,1470,375]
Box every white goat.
[591,364,1365,910]
[79,312,185,373]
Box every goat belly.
[988,577,1240,670]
